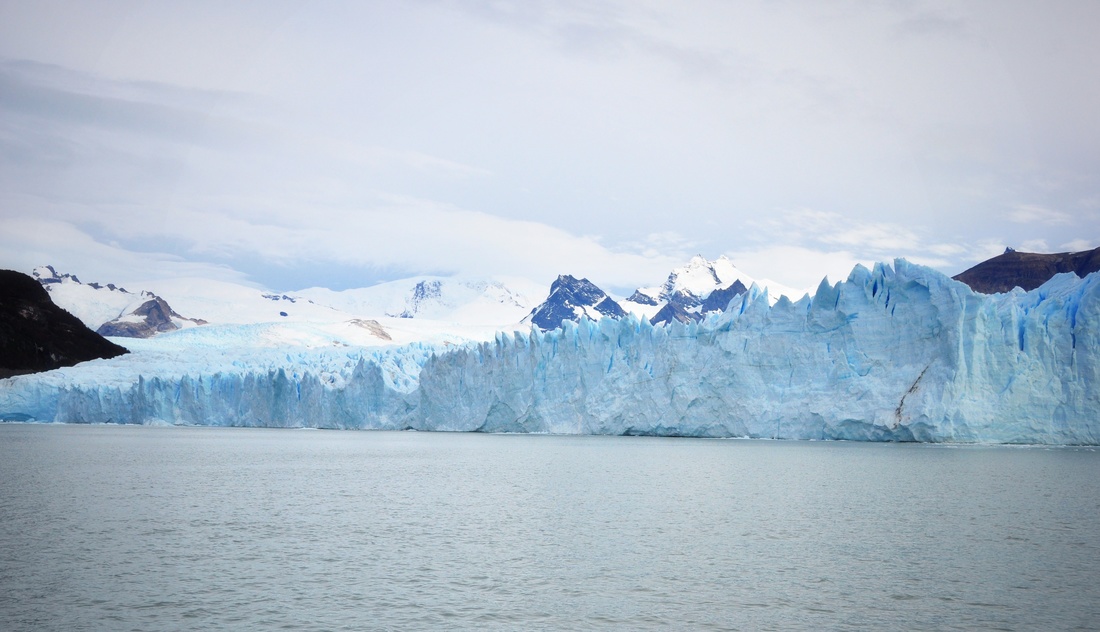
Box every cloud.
[731,207,1022,289]
[818,223,922,253]
[1020,239,1051,253]
[1009,205,1071,225]
[621,231,699,260]
[893,10,970,40]
[725,244,866,294]
[1061,238,1098,252]
[746,208,926,257]
[0,215,253,287]
[0,188,686,291]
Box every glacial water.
[1,424,1098,631]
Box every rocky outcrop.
[96,296,207,339]
[347,318,392,341]
[953,246,1100,294]
[699,280,748,313]
[650,280,748,325]
[0,270,128,379]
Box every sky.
[0,0,1097,295]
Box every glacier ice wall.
[414,261,1098,442]
[1,260,1097,443]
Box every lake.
[1,424,1098,630]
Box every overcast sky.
[0,1,1097,294]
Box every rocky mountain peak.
[525,275,626,330]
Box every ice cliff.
[2,260,1097,444]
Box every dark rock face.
[0,270,128,379]
[96,296,204,339]
[665,289,701,309]
[625,290,659,306]
[953,247,1100,294]
[527,275,626,330]
[396,280,443,318]
[650,280,749,326]
[592,296,626,319]
[699,280,748,313]
[649,301,697,325]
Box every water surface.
[1,424,1098,630]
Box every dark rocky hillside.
[0,270,128,379]
[953,246,1100,294]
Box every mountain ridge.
[953,246,1100,293]
[33,266,207,337]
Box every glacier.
[1,260,1097,444]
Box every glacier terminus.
[1,260,1097,444]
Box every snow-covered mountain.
[28,266,554,349]
[33,265,141,330]
[521,256,807,329]
[524,275,626,330]
[627,255,750,306]
[33,266,206,337]
[621,255,800,324]
[29,257,806,344]
[135,277,350,325]
[296,276,545,326]
[644,279,747,325]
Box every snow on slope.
[32,266,209,337]
[136,277,350,325]
[35,266,545,349]
[32,266,140,329]
[2,260,1096,444]
[296,276,546,326]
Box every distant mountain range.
[624,255,754,326]
[524,255,784,330]
[17,246,1100,344]
[952,246,1100,294]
